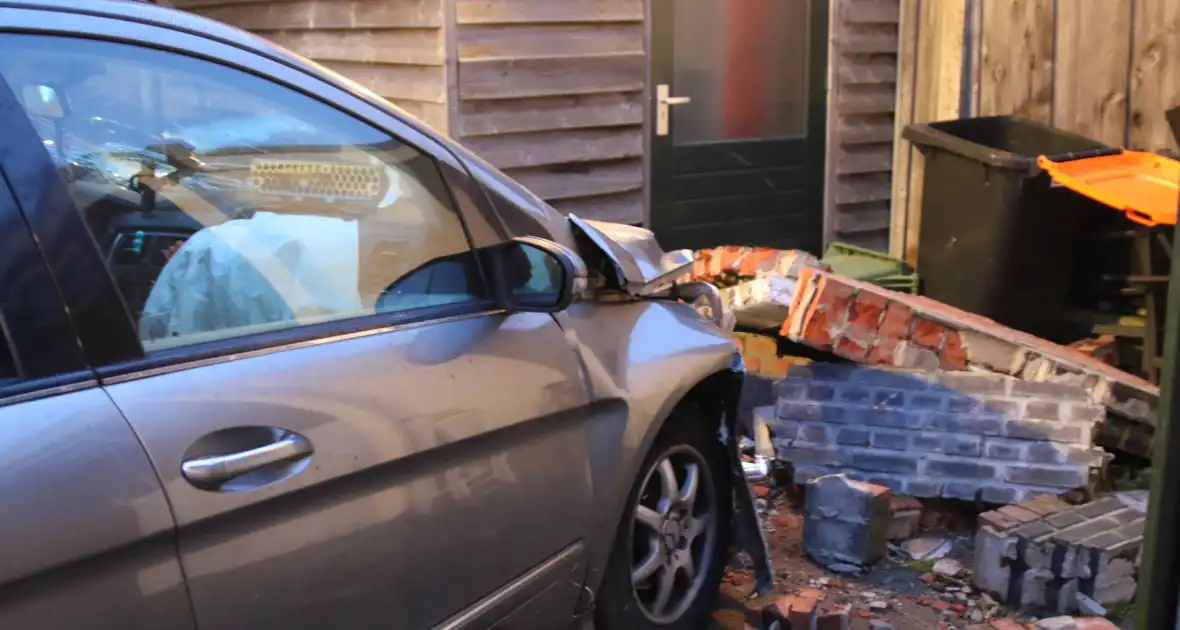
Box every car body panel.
[103,311,596,629]
[0,386,194,630]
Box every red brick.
[844,291,887,345]
[866,337,899,366]
[763,357,794,379]
[745,356,762,372]
[787,596,818,629]
[911,318,946,348]
[744,334,777,359]
[940,330,968,370]
[989,619,1029,630]
[878,301,914,338]
[835,336,870,362]
[738,249,778,276]
[951,603,967,614]
[797,275,855,349]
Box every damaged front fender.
[719,354,775,595]
[562,215,772,594]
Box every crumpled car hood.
[568,215,694,296]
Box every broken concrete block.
[887,495,923,540]
[974,494,1145,614]
[803,474,891,567]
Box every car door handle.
[182,433,313,486]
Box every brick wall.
[779,267,1159,457]
[763,365,1109,503]
[974,493,1146,613]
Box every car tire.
[595,404,733,629]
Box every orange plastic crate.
[1037,150,1180,226]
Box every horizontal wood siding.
[170,0,449,133]
[826,0,901,253]
[453,0,646,224]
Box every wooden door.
[649,0,829,251]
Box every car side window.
[0,34,485,353]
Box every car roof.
[2,0,294,64]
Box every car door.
[0,88,193,629]
[0,19,594,630]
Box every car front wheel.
[596,405,733,629]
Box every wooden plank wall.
[892,0,1180,263]
[825,0,901,253]
[169,0,450,134]
[451,0,647,224]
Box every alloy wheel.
[629,444,718,624]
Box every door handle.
[182,433,313,486]
[656,84,692,137]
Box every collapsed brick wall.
[974,493,1146,613]
[779,267,1159,458]
[762,365,1109,503]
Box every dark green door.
[649,0,829,252]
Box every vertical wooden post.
[888,0,967,266]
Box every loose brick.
[1044,510,1087,529]
[1006,465,1089,489]
[1052,517,1120,544]
[1074,497,1126,520]
[925,458,998,479]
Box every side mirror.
[20,84,65,119]
[485,236,587,313]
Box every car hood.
[568,216,694,297]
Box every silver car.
[0,1,770,629]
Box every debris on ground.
[904,537,953,561]
[701,245,1153,629]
